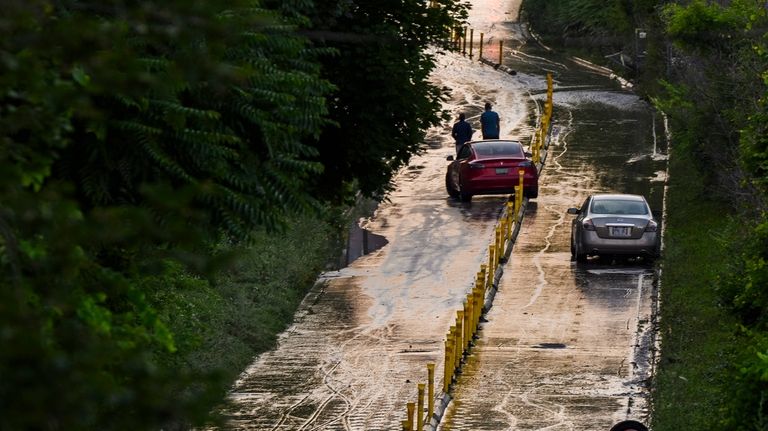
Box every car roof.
[591,194,645,201]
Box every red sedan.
[445,140,538,202]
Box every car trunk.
[594,218,647,239]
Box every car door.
[453,144,473,190]
[573,196,591,249]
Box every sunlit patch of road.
[217,44,537,431]
[437,17,664,429]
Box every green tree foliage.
[658,0,766,205]
[659,1,768,428]
[523,0,634,43]
[1,0,470,428]
[269,0,470,201]
[0,0,333,428]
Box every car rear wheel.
[572,239,587,262]
[570,240,576,262]
[524,186,538,199]
[446,173,459,199]
[459,190,472,202]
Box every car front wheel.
[446,173,459,199]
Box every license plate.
[610,227,631,237]
[495,168,508,175]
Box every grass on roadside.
[651,145,748,430]
[143,209,348,425]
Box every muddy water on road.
[437,8,666,430]
[219,0,666,428]
[219,53,536,431]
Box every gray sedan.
[567,194,660,262]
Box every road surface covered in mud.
[218,0,666,429]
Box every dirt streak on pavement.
[218,53,535,429]
[437,40,664,431]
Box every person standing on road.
[480,102,500,139]
[451,112,474,154]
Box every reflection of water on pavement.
[219,0,665,428]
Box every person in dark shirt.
[451,112,474,154]
[480,102,500,139]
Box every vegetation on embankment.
[0,1,469,429]
[522,0,768,428]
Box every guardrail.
[399,71,555,430]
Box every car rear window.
[590,199,648,215]
[473,141,524,157]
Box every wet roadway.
[218,0,667,429]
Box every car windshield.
[590,199,648,215]
[473,141,523,157]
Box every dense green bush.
[524,0,768,428]
[0,0,467,429]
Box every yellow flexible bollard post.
[480,267,488,294]
[417,384,425,430]
[489,246,496,288]
[448,326,458,371]
[547,73,553,95]
[427,363,435,421]
[498,40,503,64]
[444,337,453,392]
[407,402,415,431]
[474,287,483,330]
[501,220,506,246]
[466,296,474,346]
[455,319,463,368]
[464,294,474,351]
[479,33,484,61]
[455,311,464,360]
[513,185,520,219]
[487,245,495,285]
[469,29,474,58]
[497,225,504,259]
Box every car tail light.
[469,162,485,169]
[645,220,658,232]
[583,219,595,231]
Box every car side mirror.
[566,207,580,215]
[446,155,455,161]
[525,151,532,158]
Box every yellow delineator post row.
[417,384,425,430]
[457,28,505,66]
[403,71,554,431]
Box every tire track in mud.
[437,62,663,431]
[218,47,533,430]
[525,110,575,310]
